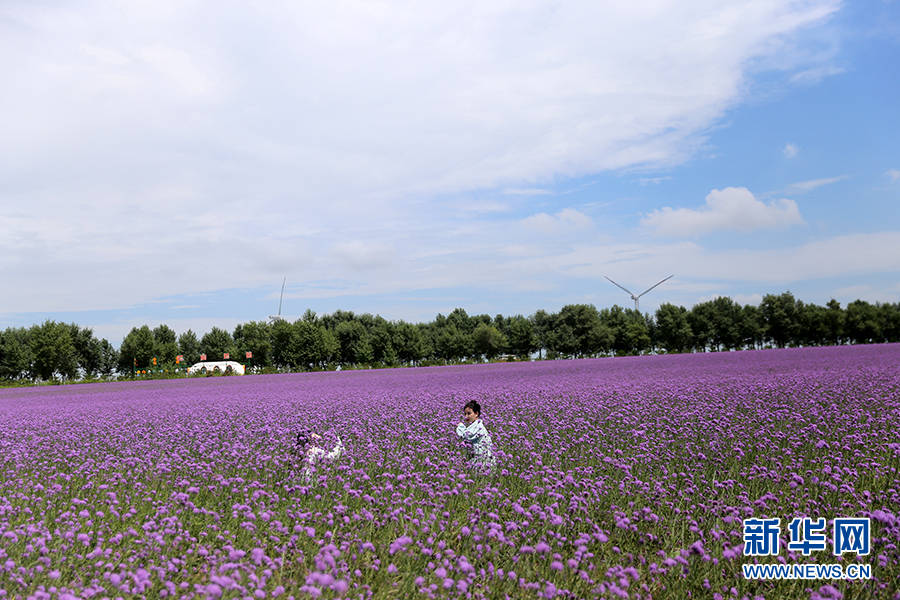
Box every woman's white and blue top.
[455,419,496,467]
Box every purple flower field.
[1,345,899,599]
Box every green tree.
[622,309,651,355]
[654,303,692,353]
[119,325,156,372]
[64,324,103,377]
[796,302,829,347]
[824,299,845,345]
[270,319,294,368]
[506,315,537,358]
[335,320,373,365]
[688,301,716,351]
[436,308,475,359]
[709,297,742,350]
[446,308,474,334]
[531,309,552,359]
[546,319,577,358]
[556,304,613,357]
[436,324,471,362]
[844,300,881,344]
[233,321,273,369]
[738,305,764,349]
[0,327,33,381]
[369,317,398,366]
[878,303,900,343]
[472,323,506,360]
[760,292,800,348]
[288,320,337,369]
[97,339,118,377]
[600,305,632,355]
[152,324,179,364]
[200,327,236,360]
[392,321,427,365]
[30,320,78,380]
[178,330,202,365]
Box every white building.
[187,361,245,375]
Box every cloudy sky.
[2,0,898,345]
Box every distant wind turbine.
[604,275,673,312]
[268,277,286,323]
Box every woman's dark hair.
[296,430,312,447]
[463,400,481,416]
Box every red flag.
[245,351,252,359]
[176,355,183,363]
[200,353,206,361]
[223,353,230,360]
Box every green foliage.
[0,327,33,380]
[233,321,272,368]
[392,322,427,365]
[119,325,156,372]
[177,329,201,365]
[200,327,235,361]
[655,303,692,353]
[760,292,801,348]
[152,324,179,364]
[288,320,336,370]
[4,295,900,386]
[29,320,78,380]
[368,317,397,366]
[436,324,472,362]
[845,300,882,344]
[472,323,506,360]
[505,315,537,358]
[335,320,373,366]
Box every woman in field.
[296,430,344,484]
[455,400,496,470]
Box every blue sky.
[1,0,898,346]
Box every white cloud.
[783,142,800,158]
[832,283,900,304]
[790,65,844,84]
[521,208,593,235]
[786,175,847,193]
[887,169,900,182]
[332,240,395,271]
[457,201,511,214]
[639,176,672,186]
[0,1,841,314]
[579,232,900,282]
[732,293,764,306]
[642,187,805,236]
[503,188,552,196]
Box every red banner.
[200,354,206,361]
[223,353,230,360]
[176,355,183,363]
[245,351,252,359]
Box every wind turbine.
[268,277,286,323]
[604,275,673,312]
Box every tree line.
[1,292,898,383]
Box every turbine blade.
[604,276,635,297]
[636,275,674,298]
